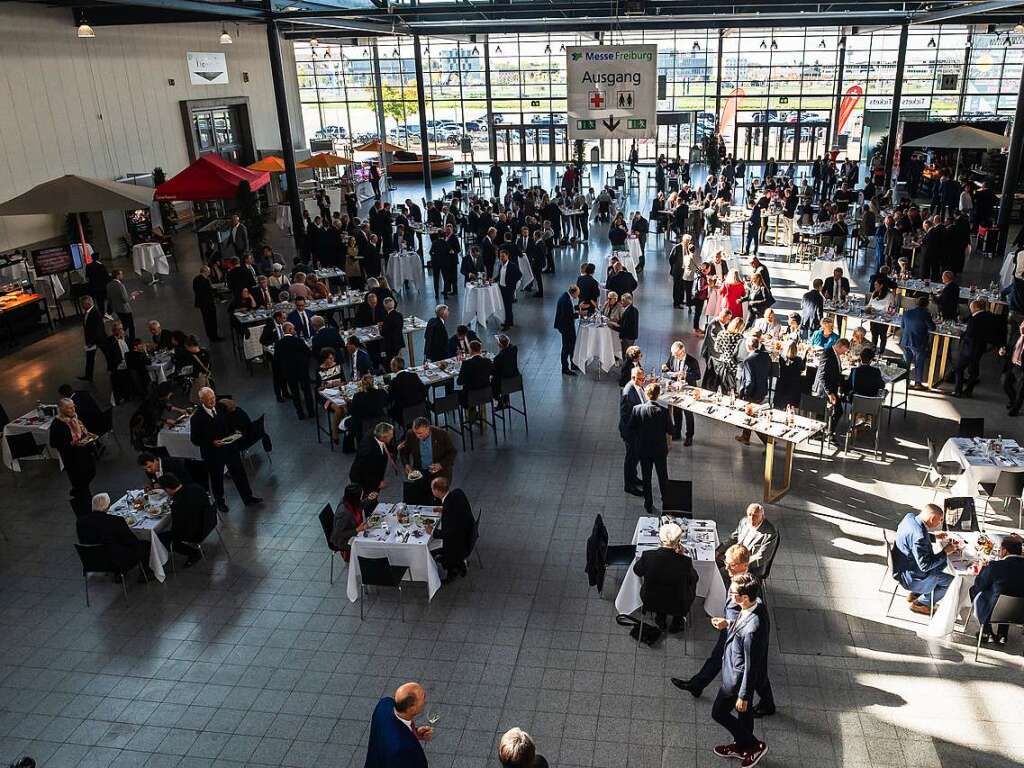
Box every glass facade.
[294,26,1023,166]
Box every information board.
[566,45,658,140]
[30,246,72,277]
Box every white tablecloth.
[808,257,851,289]
[132,243,170,276]
[385,251,425,294]
[147,353,175,384]
[937,437,1024,497]
[462,283,504,328]
[573,322,620,374]
[919,532,1005,638]
[157,423,203,461]
[2,410,59,471]
[346,503,444,602]
[517,255,535,293]
[108,490,172,583]
[606,252,639,280]
[701,234,734,262]
[275,205,292,235]
[627,236,643,262]
[614,517,728,618]
[1000,249,1022,287]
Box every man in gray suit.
[106,269,136,340]
[715,503,779,578]
[228,213,249,258]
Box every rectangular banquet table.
[351,315,428,365]
[615,516,728,618]
[107,489,173,582]
[920,532,1006,639]
[157,420,203,461]
[937,437,1024,498]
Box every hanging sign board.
[187,52,229,85]
[567,45,658,140]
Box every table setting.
[920,531,1005,638]
[233,290,367,327]
[614,515,727,617]
[157,409,203,460]
[108,488,173,582]
[147,351,176,384]
[939,437,1024,497]
[462,280,505,329]
[572,315,621,375]
[346,502,444,603]
[2,406,59,471]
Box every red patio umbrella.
[154,154,270,201]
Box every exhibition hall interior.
[4,1,1024,767]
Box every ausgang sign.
[567,45,658,140]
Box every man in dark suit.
[970,534,1024,644]
[398,417,457,503]
[619,367,646,497]
[157,473,216,567]
[427,476,475,582]
[275,323,314,419]
[349,422,395,494]
[147,320,173,351]
[629,383,671,514]
[226,255,257,300]
[192,265,221,342]
[935,270,961,321]
[630,211,650,270]
[618,293,640,358]
[554,285,580,375]
[387,357,428,423]
[423,305,449,363]
[480,228,498,275]
[310,315,343,361]
[137,451,188,489]
[259,310,290,402]
[605,260,638,297]
[85,253,111,313]
[901,295,936,387]
[227,214,249,259]
[821,268,850,302]
[189,387,260,513]
[495,249,522,331]
[710,573,770,765]
[954,299,1006,398]
[460,245,487,284]
[287,297,315,341]
[812,337,848,442]
[799,280,825,338]
[662,341,700,445]
[526,230,547,298]
[632,521,698,632]
[848,348,886,397]
[364,682,432,768]
[737,338,771,444]
[380,299,406,362]
[76,493,151,576]
[57,384,102,434]
[78,296,106,383]
[457,340,492,406]
[490,334,520,397]
[430,224,461,299]
[344,336,374,381]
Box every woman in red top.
[719,268,746,318]
[331,483,377,561]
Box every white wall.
[0,3,305,252]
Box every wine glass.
[427,711,441,726]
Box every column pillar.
[414,34,433,199]
[266,21,304,247]
[996,65,1024,256]
[883,23,910,185]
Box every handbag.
[616,613,662,646]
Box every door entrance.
[733,110,831,166]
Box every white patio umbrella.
[902,125,1009,177]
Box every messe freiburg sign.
[567,45,658,140]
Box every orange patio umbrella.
[297,152,354,169]
[247,156,287,173]
[354,139,404,153]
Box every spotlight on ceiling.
[219,27,233,45]
[77,22,95,39]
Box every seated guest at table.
[457,340,493,407]
[894,503,960,615]
[287,297,315,340]
[157,473,216,568]
[316,348,346,442]
[936,270,961,322]
[773,341,805,412]
[606,260,638,298]
[349,422,396,494]
[618,293,639,360]
[661,341,700,446]
[147,320,173,351]
[58,384,102,435]
[138,451,188,490]
[810,316,840,351]
[848,348,886,398]
[425,476,475,583]
[783,312,802,342]
[354,291,384,328]
[632,522,699,633]
[498,727,549,768]
[448,324,480,358]
[387,357,428,424]
[50,398,97,508]
[269,263,291,295]
[308,275,330,301]
[716,503,779,579]
[310,315,343,360]
[330,483,377,561]
[619,345,644,388]
[77,493,152,577]
[970,534,1024,644]
[103,320,132,404]
[252,276,274,308]
[236,287,258,312]
[491,334,520,398]
[847,326,873,360]
[737,338,771,445]
[424,304,449,363]
[800,280,825,339]
[287,272,311,300]
[398,417,457,503]
[752,308,782,338]
[343,336,373,382]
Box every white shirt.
[83,307,96,351]
[633,383,647,403]
[393,711,415,734]
[498,261,509,287]
[203,406,217,419]
[115,336,129,370]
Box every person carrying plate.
[397,417,457,505]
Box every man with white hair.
[189,386,261,513]
[75,492,151,578]
[498,727,549,768]
[631,522,699,633]
[716,503,779,578]
[423,304,449,363]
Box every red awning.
[154,154,270,201]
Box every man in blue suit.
[287,297,315,340]
[900,295,935,388]
[344,336,373,381]
[970,534,1024,644]
[553,284,580,376]
[365,682,432,768]
[619,367,646,497]
[894,504,959,615]
[711,573,770,766]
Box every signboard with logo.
[865,95,932,111]
[187,52,229,86]
[567,45,658,140]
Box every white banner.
[567,45,658,140]
[187,52,229,86]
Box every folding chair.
[356,555,410,621]
[921,437,964,499]
[974,594,1024,662]
[661,479,693,518]
[318,503,344,584]
[74,543,147,607]
[942,497,979,533]
[957,418,985,439]
[431,392,470,451]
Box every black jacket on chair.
[76,512,146,572]
[585,514,609,591]
[170,482,216,544]
[632,547,698,617]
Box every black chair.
[604,543,637,593]
[401,402,430,431]
[883,543,934,623]
[466,507,483,570]
[921,437,964,499]
[431,392,469,451]
[74,543,147,607]
[493,375,528,438]
[974,594,1024,662]
[661,479,693,518]
[942,497,979,533]
[356,555,410,621]
[844,395,885,459]
[240,414,272,472]
[957,418,985,439]
[169,515,229,571]
[799,393,829,459]
[463,386,498,446]
[318,503,344,584]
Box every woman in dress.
[719,268,746,319]
[331,483,376,562]
[712,316,746,394]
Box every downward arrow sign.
[602,115,620,133]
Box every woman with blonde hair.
[600,290,623,330]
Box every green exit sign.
[577,119,596,130]
[627,118,647,129]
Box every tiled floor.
[0,166,1022,768]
